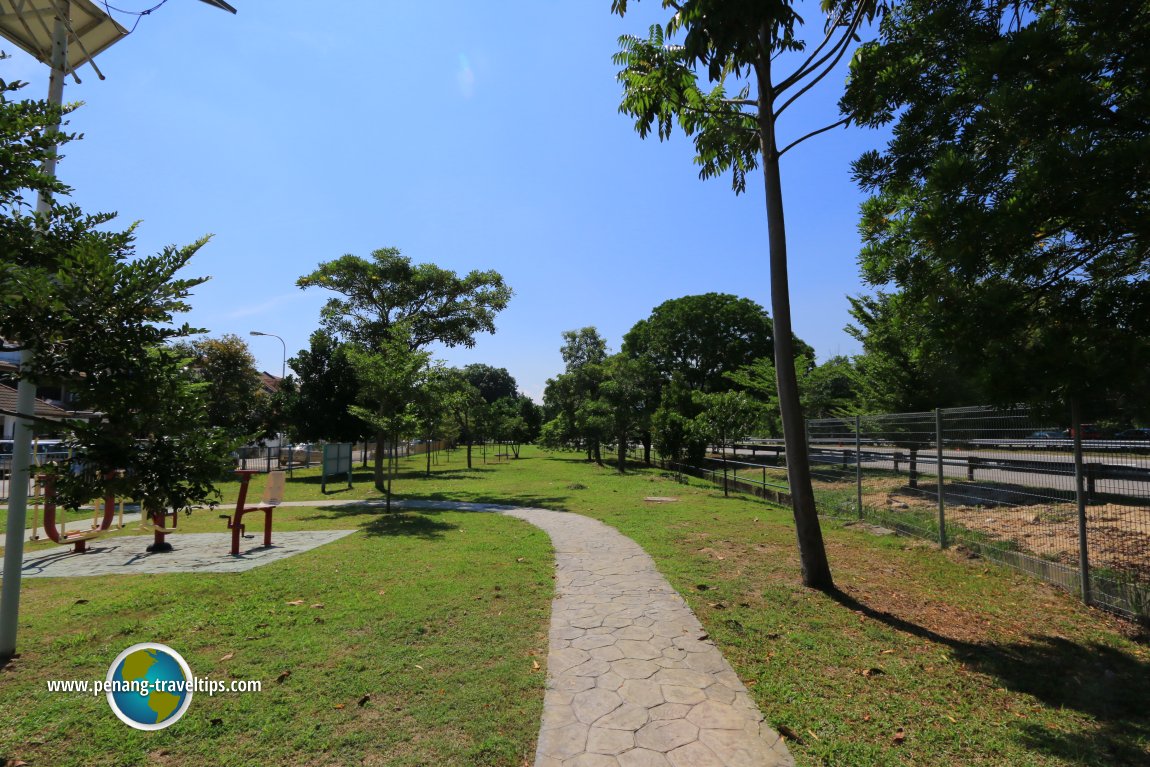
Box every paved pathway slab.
[19,530,357,577]
[502,508,793,767]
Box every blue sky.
[4,0,884,402]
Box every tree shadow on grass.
[299,504,457,540]
[827,588,1150,766]
[404,491,573,512]
[358,511,457,539]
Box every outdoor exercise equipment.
[139,505,179,553]
[38,474,116,554]
[224,470,285,556]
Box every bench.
[224,470,285,556]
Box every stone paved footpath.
[502,507,793,767]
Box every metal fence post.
[1071,400,1092,605]
[936,408,947,549]
[855,415,863,519]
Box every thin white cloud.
[227,292,304,319]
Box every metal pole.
[1,3,69,660]
[855,415,862,520]
[249,331,286,380]
[936,408,947,548]
[1071,399,1091,605]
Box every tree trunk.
[643,434,652,466]
[426,434,432,477]
[373,428,386,492]
[384,433,394,512]
[593,442,602,465]
[617,433,627,474]
[755,41,833,591]
[466,439,473,469]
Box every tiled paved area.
[502,508,793,767]
[19,530,357,577]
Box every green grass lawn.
[1,500,553,766]
[3,445,1148,766]
[372,447,1150,766]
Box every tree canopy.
[462,363,519,404]
[287,330,370,444]
[0,82,231,516]
[623,293,811,393]
[297,247,512,352]
[171,333,263,437]
[843,0,1150,412]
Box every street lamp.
[249,331,286,381]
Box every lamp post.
[0,0,238,662]
[249,331,286,381]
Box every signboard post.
[321,443,353,494]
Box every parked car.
[1026,430,1066,440]
[1115,428,1150,440]
[1068,424,1103,440]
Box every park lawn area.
[376,446,1146,767]
[0,503,554,767]
[4,445,1148,766]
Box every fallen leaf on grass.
[285,599,305,606]
[516,557,526,563]
[310,603,324,609]
[709,602,727,610]
[881,649,895,655]
[776,724,803,744]
[807,729,820,741]
[219,652,234,662]
[532,660,540,671]
[414,664,424,670]
[378,590,386,596]
[333,704,345,710]
[357,694,371,707]
[5,760,28,766]
[276,670,291,684]
[893,727,906,744]
[862,668,885,678]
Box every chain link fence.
[708,405,1150,621]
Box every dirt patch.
[877,487,1150,579]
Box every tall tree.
[346,326,431,506]
[623,293,809,392]
[297,248,511,485]
[440,368,485,469]
[287,330,370,444]
[171,333,262,437]
[694,390,766,495]
[612,0,881,588]
[599,354,656,472]
[297,247,512,352]
[462,363,519,404]
[542,328,610,461]
[845,293,981,413]
[842,0,1150,414]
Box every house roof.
[0,384,70,419]
[259,372,282,395]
